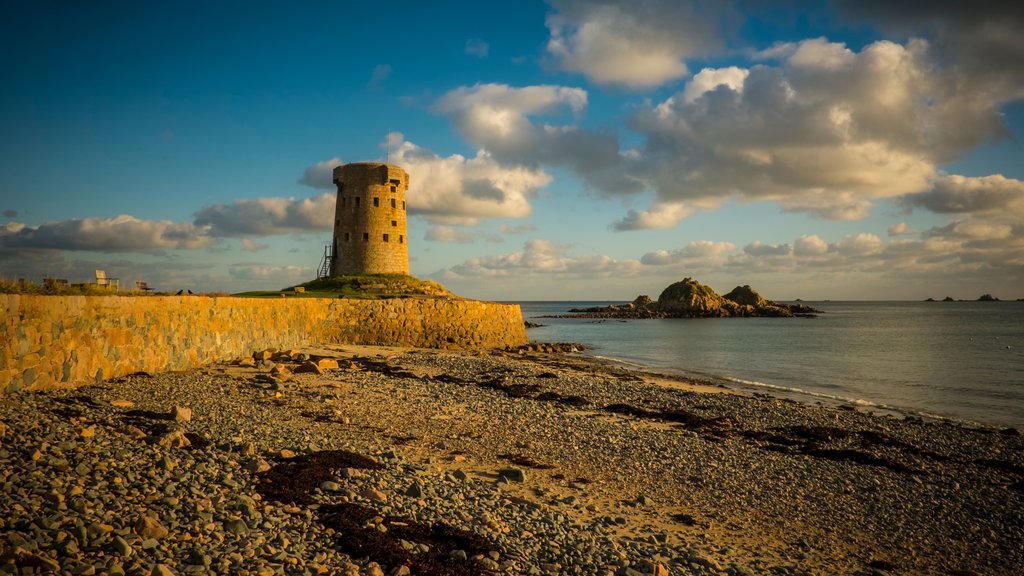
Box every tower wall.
[330,163,409,276]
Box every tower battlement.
[329,162,409,276]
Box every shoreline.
[584,350,1011,432]
[2,344,1022,575]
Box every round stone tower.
[329,162,409,276]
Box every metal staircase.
[317,244,334,279]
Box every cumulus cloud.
[445,239,642,278]
[387,133,550,225]
[434,83,641,196]
[193,193,334,236]
[640,240,736,266]
[628,36,1020,221]
[298,157,342,189]
[0,215,213,252]
[744,241,791,256]
[793,234,829,256]
[888,222,915,236]
[545,0,728,88]
[901,174,1024,217]
[838,0,1024,100]
[465,38,489,58]
[682,66,749,104]
[611,202,693,231]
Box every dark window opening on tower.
[344,232,350,242]
[383,233,390,242]
[390,198,396,208]
[402,201,406,210]
[355,197,360,207]
[362,232,369,241]
[373,197,380,207]
[391,220,397,227]
[390,185,396,193]
[399,235,404,244]
[340,198,345,208]
[390,178,401,186]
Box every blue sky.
[2,1,1022,300]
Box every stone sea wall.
[0,294,527,393]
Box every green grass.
[233,274,454,300]
[0,278,165,296]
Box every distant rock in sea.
[564,278,820,319]
[977,294,1000,301]
[943,296,955,302]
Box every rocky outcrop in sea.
[563,278,820,319]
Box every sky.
[1,0,1022,301]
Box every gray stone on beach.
[499,467,527,483]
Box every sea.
[513,301,1024,430]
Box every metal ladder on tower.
[317,244,333,279]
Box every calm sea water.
[514,301,1024,429]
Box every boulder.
[657,278,732,317]
[723,285,769,308]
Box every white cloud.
[444,239,642,278]
[902,174,1024,217]
[744,241,791,256]
[193,193,335,236]
[639,240,736,266]
[0,215,213,252]
[434,83,641,196]
[682,66,749,104]
[793,234,829,256]
[834,233,884,256]
[388,133,551,225]
[629,36,1019,222]
[545,0,726,88]
[888,222,915,236]
[298,157,342,189]
[465,38,489,58]
[611,202,693,231]
[241,238,269,252]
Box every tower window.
[399,235,404,244]
[341,197,346,208]
[391,220,397,227]
[355,197,360,207]
[362,232,369,241]
[335,219,339,227]
[344,232,350,242]
[390,185,397,193]
[390,198,396,208]
[373,197,380,207]
[383,233,390,242]
[402,201,406,210]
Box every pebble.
[0,348,1019,576]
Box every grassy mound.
[234,274,454,299]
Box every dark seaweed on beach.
[256,449,383,505]
[320,502,499,576]
[498,453,556,470]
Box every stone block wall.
[0,294,527,393]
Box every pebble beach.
[1,344,1021,576]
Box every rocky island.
[559,277,820,319]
